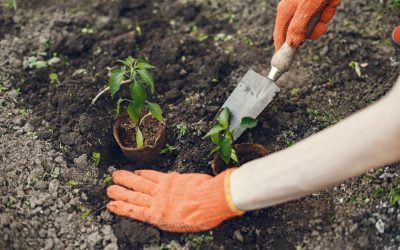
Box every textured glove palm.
[107,169,244,232]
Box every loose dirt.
[1,0,400,249]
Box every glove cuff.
[224,169,246,215]
[393,26,400,47]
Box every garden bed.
[1,0,400,248]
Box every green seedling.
[18,108,30,116]
[28,53,60,69]
[15,87,21,95]
[108,56,164,149]
[0,84,7,93]
[205,108,258,165]
[390,0,400,11]
[204,107,238,165]
[26,131,38,139]
[103,174,112,185]
[160,144,177,155]
[176,123,188,139]
[80,207,92,219]
[190,25,208,42]
[67,180,79,188]
[3,0,16,9]
[389,178,400,206]
[49,73,60,86]
[81,27,94,34]
[91,152,101,167]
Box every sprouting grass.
[390,0,400,11]
[3,0,17,10]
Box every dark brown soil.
[118,113,163,148]
[213,143,269,174]
[1,0,400,249]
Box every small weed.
[103,174,112,185]
[389,178,400,206]
[67,180,79,188]
[18,108,30,117]
[49,73,60,86]
[3,0,16,9]
[390,0,400,11]
[289,88,301,97]
[0,84,7,93]
[91,152,101,167]
[190,25,208,42]
[307,108,338,125]
[190,234,213,249]
[15,87,21,95]
[282,130,297,147]
[50,166,60,178]
[213,33,233,42]
[26,131,38,139]
[81,27,94,34]
[176,123,188,139]
[80,207,92,219]
[349,61,362,77]
[28,53,60,69]
[160,144,177,155]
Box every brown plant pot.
[211,143,269,175]
[113,113,166,163]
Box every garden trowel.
[221,15,321,140]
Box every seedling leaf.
[130,82,147,109]
[231,149,239,163]
[116,98,123,114]
[210,133,220,144]
[137,59,155,69]
[204,124,224,138]
[220,133,233,164]
[91,152,101,167]
[136,127,144,148]
[138,69,154,94]
[241,117,258,129]
[217,108,230,129]
[109,67,125,97]
[147,102,164,123]
[209,146,220,156]
[127,102,140,124]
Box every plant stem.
[139,112,152,127]
[91,79,130,105]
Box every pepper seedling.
[204,107,258,165]
[108,56,164,148]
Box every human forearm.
[230,78,400,211]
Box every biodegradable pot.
[113,113,166,163]
[211,143,269,174]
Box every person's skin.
[231,77,400,210]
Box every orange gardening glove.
[274,0,341,50]
[106,169,244,232]
[393,26,400,47]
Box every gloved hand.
[274,0,341,50]
[106,169,244,232]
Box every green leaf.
[240,117,258,129]
[116,98,123,114]
[137,59,155,69]
[91,152,101,167]
[231,149,239,163]
[203,124,224,139]
[47,56,60,66]
[109,67,125,98]
[127,102,141,124]
[147,102,164,123]
[119,56,135,68]
[210,133,220,144]
[209,146,220,156]
[220,133,233,164]
[138,69,154,94]
[217,108,230,129]
[130,82,147,109]
[136,127,144,148]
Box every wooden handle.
[269,13,322,82]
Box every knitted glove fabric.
[274,0,341,50]
[107,169,244,232]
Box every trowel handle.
[268,12,322,82]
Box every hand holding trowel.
[221,12,324,140]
